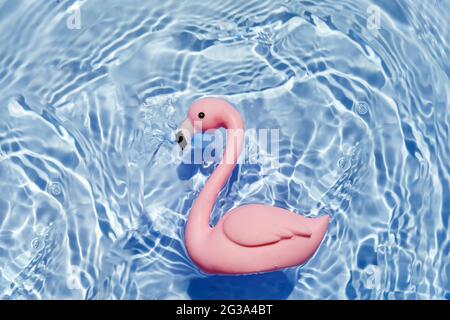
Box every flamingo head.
[176,97,242,151]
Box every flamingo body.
[177,97,329,275]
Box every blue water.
[0,0,449,300]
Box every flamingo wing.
[222,205,312,247]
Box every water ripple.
[0,0,448,299]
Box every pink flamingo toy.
[176,97,329,275]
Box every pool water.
[0,0,449,300]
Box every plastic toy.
[176,97,329,274]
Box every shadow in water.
[188,271,293,300]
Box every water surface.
[0,0,449,299]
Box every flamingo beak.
[176,118,194,151]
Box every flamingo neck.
[186,114,244,239]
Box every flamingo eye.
[198,112,205,119]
